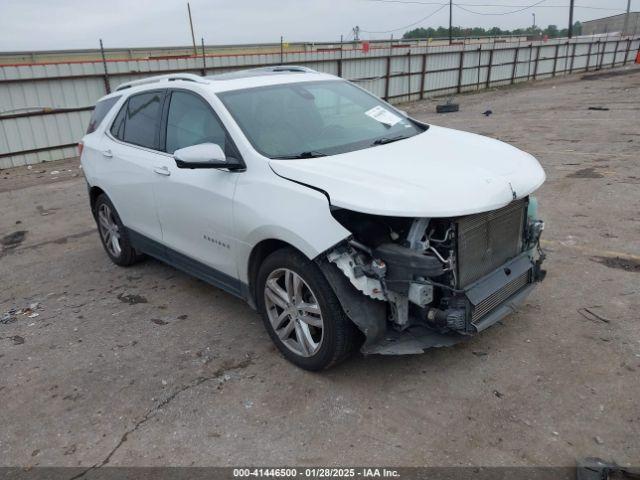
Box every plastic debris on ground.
[1,302,42,325]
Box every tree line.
[403,22,583,39]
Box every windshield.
[218,80,426,159]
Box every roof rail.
[257,65,317,73]
[115,73,207,91]
[206,65,320,81]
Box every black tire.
[94,194,144,267]
[256,248,360,371]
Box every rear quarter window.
[86,96,121,134]
[109,91,164,150]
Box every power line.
[366,0,628,11]
[455,0,548,15]
[360,4,448,33]
[360,0,631,37]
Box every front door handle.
[153,166,171,176]
[102,149,113,158]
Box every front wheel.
[257,248,360,371]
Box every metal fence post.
[280,36,284,64]
[612,39,620,67]
[201,37,206,75]
[419,52,427,100]
[476,46,482,89]
[586,41,593,71]
[533,45,540,79]
[407,49,411,98]
[510,45,519,84]
[456,47,464,93]
[338,35,343,78]
[552,43,560,76]
[597,40,605,70]
[568,42,576,74]
[624,38,632,65]
[99,39,111,94]
[485,47,494,88]
[384,54,391,100]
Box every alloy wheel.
[264,268,324,357]
[97,203,122,258]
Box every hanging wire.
[360,4,448,33]
[455,0,547,15]
[366,0,627,12]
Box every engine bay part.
[326,248,386,301]
[408,283,433,307]
[327,196,546,348]
[373,243,445,293]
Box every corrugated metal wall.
[1,35,638,168]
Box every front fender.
[233,171,350,284]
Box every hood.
[269,125,546,217]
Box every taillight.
[77,141,84,157]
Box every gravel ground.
[1,65,639,470]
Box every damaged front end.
[318,197,546,355]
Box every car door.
[151,89,242,288]
[105,90,166,243]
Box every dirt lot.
[1,66,639,470]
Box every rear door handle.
[102,149,113,158]
[153,166,171,176]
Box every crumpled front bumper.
[362,251,544,355]
[364,282,536,355]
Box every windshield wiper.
[372,135,410,146]
[273,151,327,159]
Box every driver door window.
[165,91,229,154]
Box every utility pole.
[449,0,453,44]
[622,0,631,36]
[99,39,111,94]
[568,0,575,38]
[532,13,536,34]
[187,3,197,56]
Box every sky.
[0,0,636,51]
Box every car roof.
[101,67,339,101]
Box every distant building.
[581,12,640,36]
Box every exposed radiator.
[456,199,526,288]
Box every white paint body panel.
[152,157,241,279]
[269,125,546,217]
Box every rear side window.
[86,96,121,134]
[110,91,164,149]
[111,104,126,140]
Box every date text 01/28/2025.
[233,467,400,477]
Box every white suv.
[80,67,546,370]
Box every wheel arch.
[246,238,305,309]
[88,185,106,217]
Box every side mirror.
[174,143,242,170]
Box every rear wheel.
[94,194,143,266]
[257,248,359,370]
